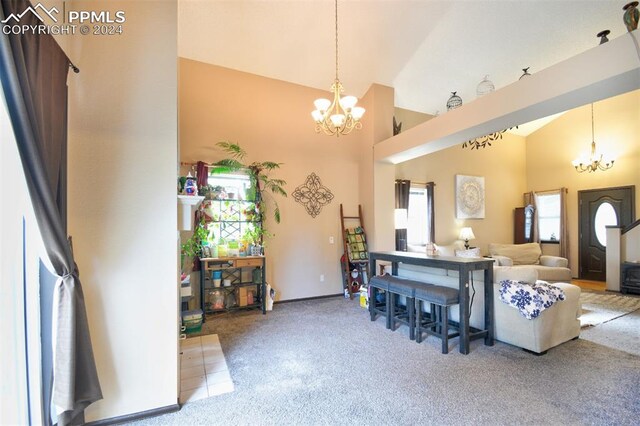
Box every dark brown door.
[578,186,635,281]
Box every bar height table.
[369,251,495,354]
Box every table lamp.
[459,227,475,250]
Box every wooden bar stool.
[414,285,460,354]
[386,276,421,340]
[368,275,391,329]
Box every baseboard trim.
[85,403,180,426]
[275,293,343,304]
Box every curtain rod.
[410,181,435,186]
[395,179,435,186]
[180,161,215,168]
[181,162,248,171]
[533,187,568,194]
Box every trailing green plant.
[212,141,287,244]
[180,219,208,265]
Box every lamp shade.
[311,110,323,122]
[314,98,331,112]
[330,114,345,127]
[351,106,365,120]
[394,208,408,230]
[459,227,475,241]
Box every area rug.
[579,290,640,328]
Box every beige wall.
[394,107,433,133]
[358,84,396,251]
[393,90,638,273]
[65,0,178,421]
[180,59,364,300]
[396,133,528,254]
[526,90,640,276]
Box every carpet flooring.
[131,296,640,426]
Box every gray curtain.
[395,179,410,251]
[425,182,435,244]
[0,1,102,424]
[523,191,540,243]
[559,188,569,261]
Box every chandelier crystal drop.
[311,0,365,137]
[572,103,614,173]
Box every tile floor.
[179,334,234,404]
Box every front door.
[578,186,635,281]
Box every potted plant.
[200,184,225,200]
[242,202,259,222]
[211,141,287,246]
[180,218,208,272]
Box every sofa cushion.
[532,265,572,283]
[407,243,425,253]
[488,243,541,265]
[492,255,513,266]
[435,241,465,257]
[494,266,538,284]
[540,255,569,268]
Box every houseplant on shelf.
[180,218,208,273]
[211,141,287,248]
[199,184,225,200]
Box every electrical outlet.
[320,274,325,282]
[329,236,334,244]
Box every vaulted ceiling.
[178,0,625,119]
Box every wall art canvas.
[456,175,485,219]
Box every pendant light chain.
[591,103,595,143]
[335,0,339,81]
[310,0,365,136]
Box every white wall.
[623,226,640,262]
[65,0,178,421]
[358,84,396,252]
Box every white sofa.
[488,242,572,283]
[396,263,581,354]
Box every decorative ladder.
[339,204,370,300]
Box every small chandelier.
[311,0,365,137]
[572,103,614,173]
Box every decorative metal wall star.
[292,173,334,218]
